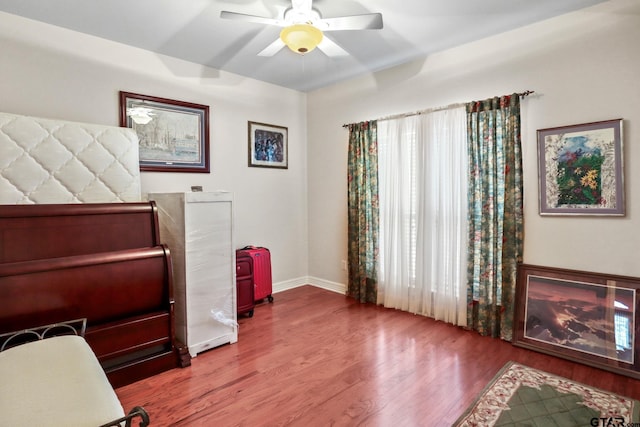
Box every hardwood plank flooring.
[116,285,640,426]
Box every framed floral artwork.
[537,119,624,215]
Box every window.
[377,107,468,325]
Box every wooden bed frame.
[0,202,161,263]
[0,202,190,388]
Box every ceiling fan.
[220,0,383,57]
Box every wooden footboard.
[0,202,161,263]
[0,246,178,387]
[0,201,189,387]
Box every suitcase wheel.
[248,310,254,318]
[268,295,274,303]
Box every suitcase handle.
[240,245,269,252]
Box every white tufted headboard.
[0,112,141,204]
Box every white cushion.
[0,335,125,426]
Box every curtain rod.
[342,90,535,128]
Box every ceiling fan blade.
[291,0,312,13]
[319,13,383,31]
[220,11,285,27]
[258,38,286,57]
[317,36,349,57]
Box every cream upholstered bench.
[0,320,149,427]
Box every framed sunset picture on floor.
[513,264,640,379]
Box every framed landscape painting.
[514,264,640,379]
[537,119,624,215]
[120,91,210,173]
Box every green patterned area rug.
[454,362,640,427]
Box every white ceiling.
[0,0,607,92]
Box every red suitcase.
[237,246,273,303]
[235,252,255,317]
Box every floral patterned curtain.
[347,121,379,303]
[466,95,524,341]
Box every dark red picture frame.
[120,91,210,173]
[514,263,640,379]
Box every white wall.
[0,11,309,286]
[307,0,640,291]
[2,1,639,295]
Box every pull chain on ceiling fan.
[220,0,383,57]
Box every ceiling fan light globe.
[280,24,323,55]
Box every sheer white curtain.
[377,106,468,326]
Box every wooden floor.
[116,285,640,426]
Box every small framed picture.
[537,119,624,215]
[120,91,210,173]
[248,121,288,169]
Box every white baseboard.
[273,277,309,294]
[273,276,346,295]
[307,277,347,294]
